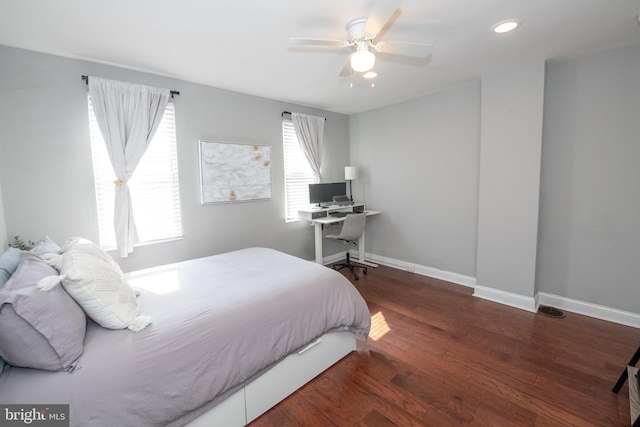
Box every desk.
[298,204,380,266]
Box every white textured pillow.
[38,238,151,332]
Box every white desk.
[298,204,380,266]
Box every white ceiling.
[1,0,640,114]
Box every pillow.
[0,247,21,287]
[38,237,151,332]
[30,235,62,257]
[0,251,86,371]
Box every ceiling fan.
[289,0,432,77]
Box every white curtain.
[88,77,170,258]
[291,112,325,182]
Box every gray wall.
[350,44,640,316]
[349,82,481,276]
[2,42,639,316]
[0,174,7,249]
[0,45,350,271]
[477,61,545,299]
[537,44,640,313]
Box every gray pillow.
[0,247,21,287]
[30,236,62,257]
[0,251,86,371]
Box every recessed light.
[363,71,378,79]
[492,19,521,34]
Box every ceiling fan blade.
[363,0,401,37]
[339,57,352,77]
[375,41,432,57]
[289,37,349,47]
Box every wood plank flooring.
[250,264,639,426]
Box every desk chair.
[326,213,367,280]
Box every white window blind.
[88,98,183,249]
[283,119,315,222]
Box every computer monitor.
[309,182,347,206]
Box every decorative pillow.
[30,235,62,257]
[38,237,151,332]
[0,247,21,287]
[0,251,86,371]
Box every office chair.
[326,213,368,280]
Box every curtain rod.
[81,75,180,98]
[282,111,326,121]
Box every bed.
[0,241,371,426]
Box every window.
[282,119,315,222]
[88,98,183,249]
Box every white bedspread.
[0,247,371,426]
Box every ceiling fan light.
[351,49,376,72]
[363,71,378,79]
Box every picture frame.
[198,140,272,204]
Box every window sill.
[102,236,184,253]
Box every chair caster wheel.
[354,275,359,281]
[363,268,368,274]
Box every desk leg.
[356,230,378,268]
[314,222,323,264]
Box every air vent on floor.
[538,305,565,318]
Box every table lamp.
[345,166,357,202]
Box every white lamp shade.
[345,166,357,180]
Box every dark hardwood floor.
[250,263,639,426]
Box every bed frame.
[186,330,356,426]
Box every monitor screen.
[309,182,347,205]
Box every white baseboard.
[358,251,640,327]
[537,292,640,328]
[473,285,538,313]
[415,264,477,289]
[322,251,346,265]
[361,252,477,288]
